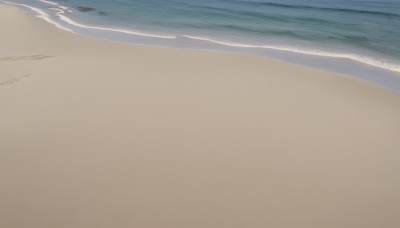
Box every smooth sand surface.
[1,5,400,228]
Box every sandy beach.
[1,5,400,228]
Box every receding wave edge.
[1,0,399,74]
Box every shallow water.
[2,0,400,92]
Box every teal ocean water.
[2,0,400,91]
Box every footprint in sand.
[0,55,54,61]
[0,55,54,87]
[0,74,31,87]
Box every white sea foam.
[1,0,72,32]
[38,0,56,6]
[35,0,175,38]
[57,14,176,39]
[35,0,175,39]
[48,7,65,15]
[183,35,400,73]
[38,0,71,12]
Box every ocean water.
[2,0,400,92]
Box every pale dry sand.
[1,5,400,228]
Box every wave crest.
[1,0,72,32]
[182,35,400,73]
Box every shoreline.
[1,5,400,228]
[2,0,400,93]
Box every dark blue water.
[2,0,400,92]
